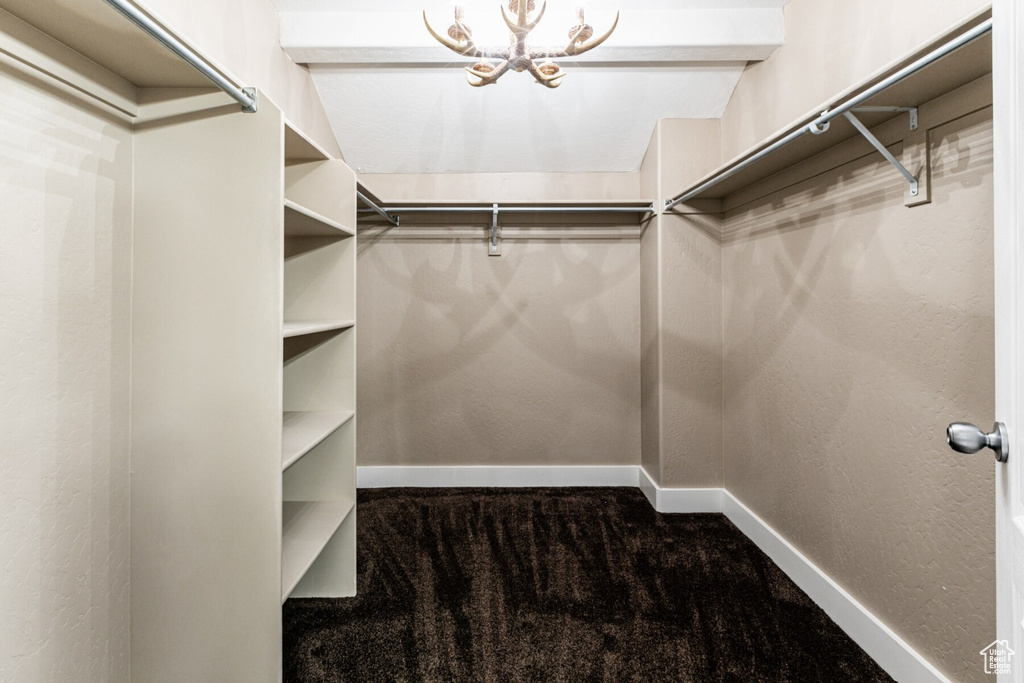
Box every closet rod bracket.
[852,106,918,131]
[241,88,258,114]
[808,111,830,135]
[842,111,919,197]
[489,204,501,256]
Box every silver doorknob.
[947,422,1009,462]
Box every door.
[995,0,1024,680]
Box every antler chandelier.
[423,2,619,88]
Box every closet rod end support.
[241,87,258,113]
[808,112,831,135]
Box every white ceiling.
[273,0,790,10]
[272,0,790,173]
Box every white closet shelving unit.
[14,1,360,674]
[132,96,358,678]
[280,121,358,602]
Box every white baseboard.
[719,492,947,683]
[357,465,639,488]
[638,467,724,513]
[356,464,946,682]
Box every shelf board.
[284,199,354,238]
[667,13,991,206]
[281,500,354,602]
[284,120,331,165]
[0,0,210,90]
[282,410,355,470]
[363,200,656,227]
[377,199,655,209]
[282,320,355,338]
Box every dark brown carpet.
[284,487,893,682]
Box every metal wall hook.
[489,203,501,256]
[947,422,1009,463]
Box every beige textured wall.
[357,174,641,467]
[659,121,724,488]
[721,0,990,161]
[0,61,132,681]
[659,213,723,487]
[139,0,340,157]
[640,121,724,487]
[357,240,640,467]
[639,132,661,481]
[721,108,995,682]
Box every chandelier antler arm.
[527,62,566,88]
[466,59,512,86]
[501,1,547,35]
[549,11,619,58]
[423,11,483,57]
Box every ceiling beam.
[280,8,785,65]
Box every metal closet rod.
[357,190,400,226]
[102,0,258,113]
[664,17,993,211]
